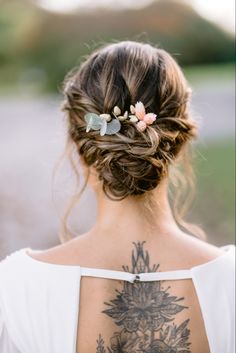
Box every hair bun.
[63,41,198,201]
[95,149,166,200]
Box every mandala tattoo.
[96,242,191,353]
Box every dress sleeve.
[0,306,21,353]
[0,256,22,353]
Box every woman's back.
[1,231,234,353]
[1,41,235,353]
[75,233,215,353]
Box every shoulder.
[191,243,235,287]
[0,248,34,293]
[0,247,80,319]
[0,248,80,352]
[0,249,29,323]
[0,246,75,295]
[25,235,92,267]
[191,244,235,351]
[172,232,233,267]
[0,248,25,277]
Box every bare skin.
[28,164,223,353]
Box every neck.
[89,178,181,242]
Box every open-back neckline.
[1,244,235,353]
[17,244,234,282]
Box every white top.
[0,244,235,353]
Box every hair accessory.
[84,101,157,136]
[84,113,121,136]
[133,102,157,132]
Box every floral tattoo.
[96,242,191,353]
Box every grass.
[189,138,235,245]
[183,62,235,86]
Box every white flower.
[100,114,112,122]
[130,105,136,114]
[113,106,121,116]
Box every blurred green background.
[0,0,235,258]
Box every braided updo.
[62,41,197,201]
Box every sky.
[37,0,235,34]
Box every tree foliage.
[0,0,234,92]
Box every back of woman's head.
[62,41,197,200]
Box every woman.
[0,41,235,353]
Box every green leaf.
[85,113,103,131]
[106,119,121,135]
[100,119,107,136]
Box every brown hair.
[58,41,205,241]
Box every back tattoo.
[96,241,191,353]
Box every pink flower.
[135,102,146,120]
[136,120,147,132]
[134,102,157,126]
[143,113,157,125]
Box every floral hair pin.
[84,101,157,136]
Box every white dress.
[0,244,235,353]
